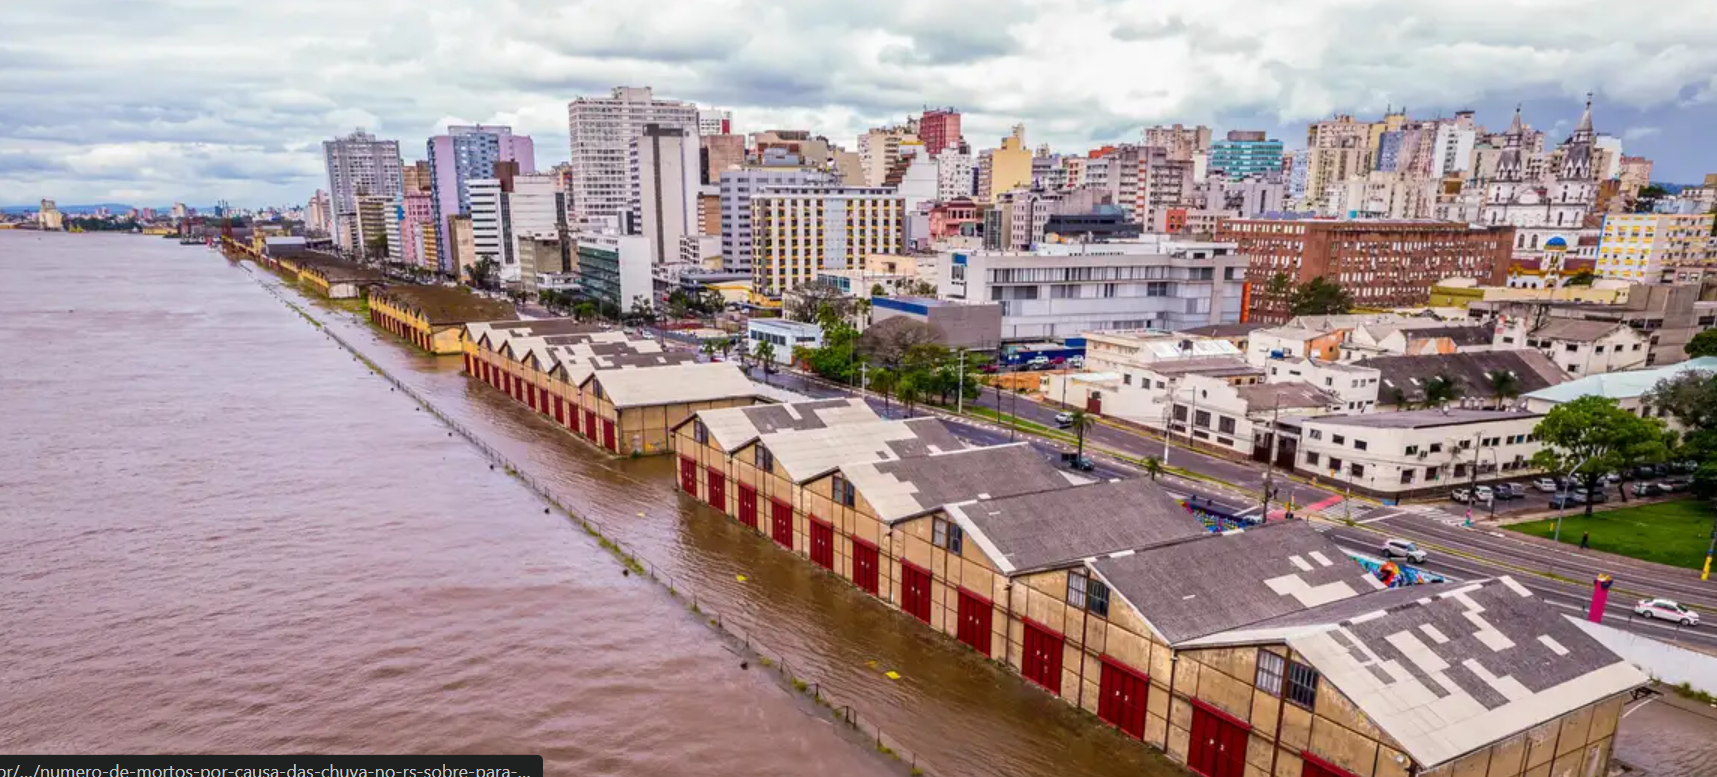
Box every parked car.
[1663,477,1693,492]
[1634,598,1700,626]
[1067,356,1086,369]
[1473,485,1495,503]
[1495,483,1526,500]
[1060,452,1095,471]
[1451,488,1473,503]
[1581,489,1609,504]
[1549,493,1586,509]
[1533,477,1560,493]
[1054,411,1075,428]
[1380,539,1428,564]
[1025,355,1051,370]
[979,363,999,374]
[1631,482,1661,497]
[1634,465,1659,479]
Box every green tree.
[365,234,390,263]
[627,295,658,326]
[896,373,922,418]
[667,289,692,320]
[574,301,597,322]
[754,341,777,381]
[869,367,898,413]
[1563,270,1596,287]
[1067,410,1093,462]
[467,258,498,290]
[1144,456,1163,481]
[1487,370,1521,410]
[732,337,751,369]
[1530,395,1669,516]
[1647,371,1717,498]
[1387,386,1412,410]
[870,282,888,297]
[1423,373,1465,407]
[1686,329,1717,359]
[1289,277,1354,316]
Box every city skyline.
[4,0,1717,206]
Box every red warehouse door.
[1098,657,1149,740]
[1188,703,1250,777]
[901,562,932,623]
[852,539,879,595]
[526,385,536,411]
[707,467,726,512]
[737,485,758,529]
[464,354,473,375]
[583,410,598,441]
[1022,620,1064,694]
[679,457,698,495]
[769,500,793,548]
[602,419,617,452]
[955,588,992,657]
[809,519,834,570]
[1302,754,1362,777]
[553,397,565,424]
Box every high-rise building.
[354,195,395,261]
[858,124,919,187]
[700,134,746,185]
[1596,212,1717,284]
[1209,131,1283,179]
[426,125,535,271]
[1431,119,1477,176]
[1140,124,1212,162]
[717,167,834,272]
[396,191,437,267]
[936,152,976,200]
[984,125,1032,201]
[509,172,565,283]
[306,190,331,235]
[918,108,962,154]
[402,160,433,194]
[631,124,700,264]
[698,109,732,137]
[468,178,509,272]
[567,86,699,227]
[322,130,403,253]
[1218,219,1515,322]
[750,186,905,295]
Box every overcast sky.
[4,0,1717,208]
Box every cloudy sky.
[4,0,1717,208]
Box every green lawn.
[1506,500,1717,570]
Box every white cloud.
[2,0,1716,205]
[1623,126,1662,141]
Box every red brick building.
[1217,219,1515,323]
[918,108,962,154]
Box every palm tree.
[754,341,777,382]
[700,339,719,360]
[870,368,898,413]
[1487,370,1521,410]
[733,337,751,369]
[1144,456,1163,481]
[1067,409,1093,463]
[897,374,922,418]
[1423,373,1464,408]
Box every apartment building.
[718,167,834,273]
[1497,318,1651,377]
[630,124,700,264]
[749,186,905,296]
[940,239,1247,340]
[1595,212,1717,284]
[576,232,652,311]
[322,130,403,254]
[426,125,535,271]
[1218,219,1515,323]
[567,86,699,225]
[1209,130,1283,179]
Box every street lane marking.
[1357,511,1403,525]
[1622,697,1656,718]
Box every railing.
[237,259,941,777]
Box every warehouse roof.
[1357,350,1568,405]
[581,363,760,408]
[1300,409,1540,430]
[758,417,970,484]
[944,478,1206,574]
[371,285,517,326]
[1090,520,1382,646]
[1529,318,1627,343]
[1525,357,1717,403]
[465,318,611,350]
[678,398,882,452]
[1184,577,1645,769]
[840,443,1081,524]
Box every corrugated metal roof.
[585,363,759,408]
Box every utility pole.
[1468,431,1482,521]
[1262,395,1281,515]
[956,349,966,415]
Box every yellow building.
[276,253,385,298]
[1595,212,1717,284]
[578,363,762,455]
[750,189,905,297]
[367,285,516,354]
[986,125,1032,202]
[1427,279,1628,309]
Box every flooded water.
[0,233,890,775]
[1614,695,1717,776]
[6,233,1694,777]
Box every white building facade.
[567,86,699,225]
[1290,410,1544,499]
[630,124,700,264]
[322,130,404,254]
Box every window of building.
[1453,463,1467,478]
[1218,416,1236,434]
[693,420,709,444]
[1429,443,1442,454]
[832,474,856,507]
[1401,469,1415,484]
[1350,463,1365,477]
[932,518,964,555]
[1328,457,1343,472]
[1256,650,1285,697]
[1194,410,1211,428]
[1354,440,1368,451]
[1405,444,1419,456]
[1308,429,1322,440]
[1426,466,1440,481]
[755,446,774,473]
[1286,660,1320,708]
[1305,451,1320,466]
[1564,343,1578,352]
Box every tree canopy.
[1530,395,1670,514]
[1647,371,1717,497]
[1288,277,1353,316]
[1686,329,1717,359]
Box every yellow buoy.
[885,671,901,680]
[736,574,748,583]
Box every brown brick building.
[1217,220,1515,323]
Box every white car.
[1054,411,1075,428]
[1634,598,1699,626]
[1380,539,1428,564]
[1533,477,1560,493]
[1473,485,1495,503]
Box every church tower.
[1550,95,1597,227]
[1483,106,1527,225]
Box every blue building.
[1209,132,1283,179]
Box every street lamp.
[1552,453,1595,545]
